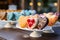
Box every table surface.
[0,28,60,40]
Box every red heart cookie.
[27,18,38,29]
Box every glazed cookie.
[18,16,29,28]
[27,18,38,29]
[37,15,48,30]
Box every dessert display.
[43,12,59,26]
[18,14,48,30]
[0,10,36,21]
[17,14,49,37]
[43,12,59,33]
[0,10,59,37]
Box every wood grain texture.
[0,28,60,40]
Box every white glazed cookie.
[37,15,48,30]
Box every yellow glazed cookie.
[18,16,29,28]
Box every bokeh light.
[54,2,57,7]
[29,2,33,6]
[37,2,41,6]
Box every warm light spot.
[37,2,41,6]
[29,2,33,6]
[54,3,57,6]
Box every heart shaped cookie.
[37,15,48,30]
[18,16,29,28]
[27,18,38,29]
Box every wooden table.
[0,28,60,40]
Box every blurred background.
[0,0,57,13]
